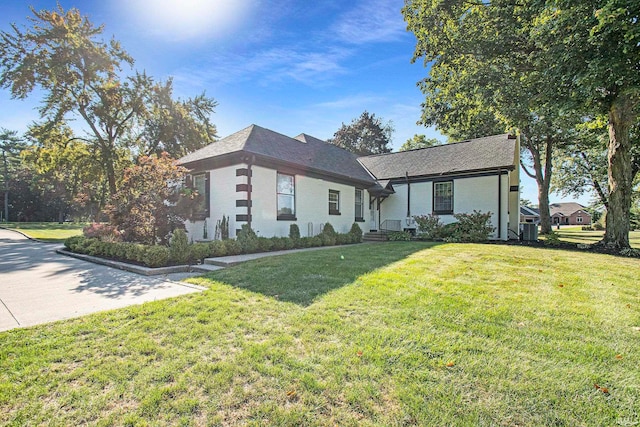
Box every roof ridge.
[360,133,511,159]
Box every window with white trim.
[433,181,453,214]
[329,190,340,215]
[355,189,364,221]
[277,173,295,219]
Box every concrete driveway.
[0,228,203,332]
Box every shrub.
[64,235,85,251]
[281,237,294,250]
[169,229,191,264]
[144,246,170,268]
[310,236,323,247]
[593,222,605,231]
[349,223,363,243]
[237,224,259,253]
[82,223,122,242]
[224,239,242,255]
[582,226,594,231]
[209,240,227,257]
[254,237,271,252]
[191,243,211,264]
[289,224,301,240]
[388,231,412,241]
[320,223,337,246]
[543,231,563,247]
[447,210,495,243]
[413,214,445,240]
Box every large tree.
[0,129,25,222]
[399,134,441,151]
[105,153,193,245]
[403,0,576,234]
[328,111,393,156]
[535,1,640,249]
[0,6,217,196]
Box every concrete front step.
[363,232,388,242]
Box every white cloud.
[332,0,407,45]
[124,0,254,41]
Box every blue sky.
[0,0,589,206]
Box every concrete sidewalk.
[204,245,349,266]
[0,228,204,332]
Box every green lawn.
[553,226,640,248]
[1,242,639,425]
[1,222,85,242]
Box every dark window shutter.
[185,174,193,188]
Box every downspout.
[406,171,410,218]
[497,169,502,239]
[377,197,381,231]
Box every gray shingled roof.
[178,125,376,184]
[358,134,517,180]
[550,203,588,217]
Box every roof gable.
[549,202,589,217]
[357,134,517,180]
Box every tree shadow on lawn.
[200,242,438,306]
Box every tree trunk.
[602,95,634,249]
[522,133,554,234]
[2,150,8,222]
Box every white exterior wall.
[185,165,240,241]
[187,164,369,240]
[251,165,368,237]
[379,173,512,240]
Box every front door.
[370,200,378,232]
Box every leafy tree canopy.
[328,111,393,156]
[0,5,217,195]
[399,134,441,151]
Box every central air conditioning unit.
[521,223,538,241]
[405,217,416,228]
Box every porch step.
[363,231,388,242]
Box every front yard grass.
[1,242,639,425]
[1,222,85,242]
[552,226,640,248]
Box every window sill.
[433,211,453,215]
[329,210,341,216]
[355,217,365,222]
[277,214,297,221]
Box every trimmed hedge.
[65,222,364,268]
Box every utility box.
[521,223,538,241]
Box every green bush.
[543,231,563,247]
[388,231,412,241]
[289,224,301,240]
[320,223,337,246]
[448,210,495,242]
[593,222,605,231]
[191,243,211,264]
[224,239,242,255]
[414,214,445,240]
[237,224,259,253]
[144,246,170,268]
[64,235,85,251]
[310,236,323,247]
[349,223,363,243]
[257,237,274,252]
[209,240,227,257]
[169,229,191,264]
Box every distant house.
[520,206,540,224]
[178,125,521,241]
[549,202,592,226]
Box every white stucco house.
[178,125,521,241]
